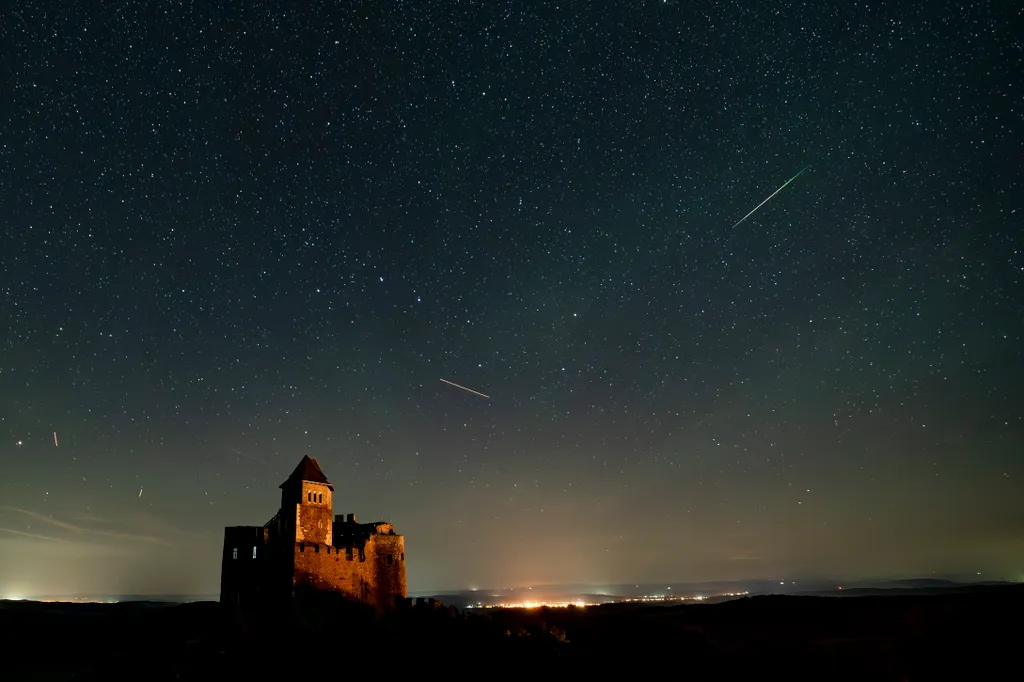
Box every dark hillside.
[1,584,1020,680]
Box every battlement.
[221,456,407,613]
[296,541,366,561]
[333,517,402,537]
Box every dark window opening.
[318,493,323,503]
[386,554,394,565]
[400,553,405,561]
[299,543,305,552]
[314,544,319,553]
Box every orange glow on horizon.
[466,591,750,610]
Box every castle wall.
[220,526,270,608]
[221,456,407,614]
[367,534,407,610]
[291,536,407,611]
[284,481,334,545]
[293,503,334,545]
[293,542,376,606]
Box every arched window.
[318,493,323,503]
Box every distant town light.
[469,600,591,610]
[467,591,750,609]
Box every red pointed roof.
[280,455,334,490]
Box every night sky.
[2,1,1022,598]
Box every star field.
[1,0,1022,596]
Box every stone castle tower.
[220,456,407,612]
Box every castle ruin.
[220,456,407,612]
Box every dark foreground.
[1,584,1020,680]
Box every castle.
[220,455,407,612]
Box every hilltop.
[2,583,1020,680]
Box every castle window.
[307,492,311,502]
[400,553,405,561]
[386,554,393,565]
[314,544,319,553]
[299,543,305,552]
[232,548,238,560]
[318,493,323,503]
[252,546,257,559]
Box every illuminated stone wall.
[291,532,406,611]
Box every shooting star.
[730,165,811,229]
[440,378,490,399]
[53,431,59,448]
[230,447,270,466]
[138,487,143,498]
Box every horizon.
[7,575,1020,604]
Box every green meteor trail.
[730,165,811,229]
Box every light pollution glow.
[466,591,750,609]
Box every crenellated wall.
[289,532,406,611]
[293,541,376,606]
[221,457,406,614]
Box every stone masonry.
[220,456,407,612]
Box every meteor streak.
[440,378,490,399]
[730,165,810,229]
